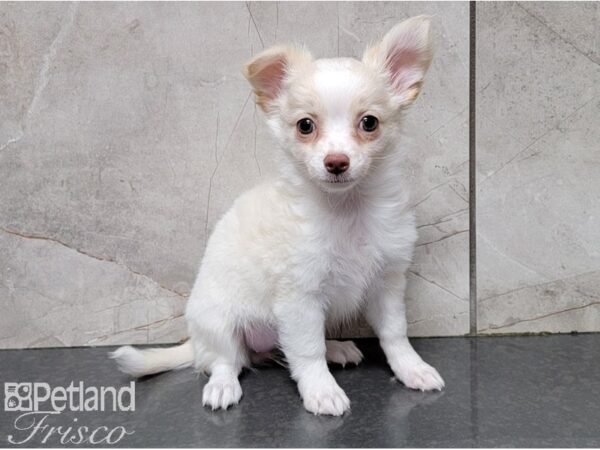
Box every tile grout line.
[469,1,478,335]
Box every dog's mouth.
[319,175,356,190]
[327,178,352,184]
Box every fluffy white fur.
[111,16,444,416]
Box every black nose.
[324,154,350,175]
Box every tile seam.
[469,1,478,335]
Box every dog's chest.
[326,232,382,313]
[300,217,385,314]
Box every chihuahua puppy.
[111,16,444,416]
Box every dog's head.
[244,16,433,193]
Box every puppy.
[111,16,444,416]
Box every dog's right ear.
[243,46,312,113]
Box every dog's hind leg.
[325,340,363,367]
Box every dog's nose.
[324,154,350,175]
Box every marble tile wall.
[5,2,596,348]
[0,2,469,348]
[476,2,600,333]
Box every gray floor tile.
[1,336,599,447]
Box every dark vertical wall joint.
[469,1,477,335]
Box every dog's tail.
[109,340,194,378]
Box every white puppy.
[111,16,444,416]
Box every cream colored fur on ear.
[363,15,433,107]
[243,45,312,113]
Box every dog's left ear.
[363,16,433,108]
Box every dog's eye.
[360,115,379,132]
[297,118,315,135]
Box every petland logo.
[4,382,135,445]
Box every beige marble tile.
[0,2,468,348]
[0,231,186,348]
[476,2,600,334]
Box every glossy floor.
[1,335,599,447]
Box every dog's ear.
[363,16,433,108]
[244,46,312,113]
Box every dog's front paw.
[301,381,350,416]
[395,362,445,391]
[202,377,243,410]
[326,340,363,367]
